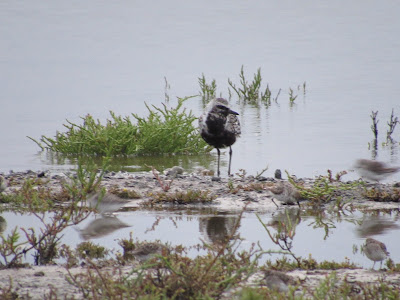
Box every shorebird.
[354,159,399,183]
[266,181,302,206]
[263,270,295,293]
[199,98,241,177]
[128,242,169,262]
[364,238,389,269]
[86,192,130,215]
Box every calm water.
[1,1,400,181]
[1,207,399,268]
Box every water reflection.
[37,151,216,173]
[267,207,301,230]
[198,214,239,246]
[1,207,400,268]
[369,139,378,160]
[356,214,399,238]
[77,216,130,240]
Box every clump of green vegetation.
[144,189,216,206]
[76,242,109,260]
[198,73,217,102]
[29,97,211,156]
[386,258,400,272]
[287,170,360,205]
[107,186,141,199]
[228,66,274,105]
[265,255,358,272]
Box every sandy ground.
[0,169,399,298]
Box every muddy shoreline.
[0,169,399,298]
[2,168,399,211]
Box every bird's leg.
[228,146,233,176]
[217,148,221,177]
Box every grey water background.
[1,1,400,180]
[1,1,400,267]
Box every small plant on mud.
[255,165,269,179]
[67,156,110,197]
[363,186,400,202]
[144,189,216,206]
[150,166,174,192]
[386,258,400,272]
[107,185,141,199]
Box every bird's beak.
[229,109,239,115]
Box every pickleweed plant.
[198,73,217,103]
[29,97,211,156]
[228,66,273,105]
[286,170,360,205]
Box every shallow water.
[1,1,400,181]
[2,207,399,268]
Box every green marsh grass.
[228,65,273,105]
[29,97,211,156]
[287,170,360,205]
[198,73,217,102]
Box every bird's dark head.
[213,104,239,116]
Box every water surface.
[1,1,400,181]
[2,207,399,268]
